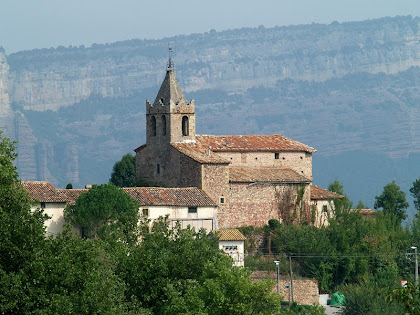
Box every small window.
[282,157,285,160]
[274,153,279,159]
[40,202,46,209]
[142,208,149,217]
[156,164,160,174]
[188,207,197,214]
[300,156,303,159]
[220,197,225,204]
[223,245,238,251]
[323,205,328,213]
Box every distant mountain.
[1,15,420,214]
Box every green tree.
[0,131,47,273]
[374,180,408,228]
[110,153,136,187]
[65,183,140,244]
[66,182,73,189]
[328,180,353,218]
[120,219,280,314]
[410,177,420,215]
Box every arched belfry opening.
[162,115,167,136]
[182,116,189,136]
[151,116,157,137]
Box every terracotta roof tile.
[22,181,68,203]
[123,187,216,206]
[310,185,344,200]
[57,189,88,205]
[196,134,316,153]
[216,229,246,241]
[229,167,310,183]
[351,208,375,216]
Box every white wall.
[219,239,245,267]
[32,202,67,237]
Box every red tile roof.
[310,185,343,200]
[196,135,316,153]
[57,189,88,205]
[22,181,68,203]
[123,187,216,206]
[352,209,375,216]
[229,167,310,183]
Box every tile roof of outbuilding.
[123,187,217,207]
[196,134,316,153]
[22,181,68,203]
[216,229,246,241]
[229,167,311,184]
[310,185,344,200]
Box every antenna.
[167,45,173,70]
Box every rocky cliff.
[1,16,420,189]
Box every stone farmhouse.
[135,58,341,229]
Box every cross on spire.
[167,46,173,70]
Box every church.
[135,56,341,229]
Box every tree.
[110,153,136,187]
[66,182,73,189]
[328,180,352,213]
[65,183,140,244]
[0,131,47,273]
[120,219,280,314]
[374,180,408,228]
[410,177,420,215]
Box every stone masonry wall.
[223,183,311,228]
[216,151,312,181]
[251,272,319,305]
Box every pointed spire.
[153,50,187,106]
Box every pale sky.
[1,0,420,53]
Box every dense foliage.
[109,153,137,187]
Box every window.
[156,164,160,174]
[323,205,328,213]
[274,152,279,159]
[162,115,167,136]
[223,245,238,251]
[142,208,149,217]
[182,116,189,136]
[188,207,197,214]
[151,116,156,136]
[40,202,46,209]
[220,197,225,204]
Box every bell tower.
[146,49,196,144]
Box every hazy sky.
[1,0,420,53]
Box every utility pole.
[274,260,280,295]
[289,256,294,303]
[412,246,418,286]
[268,235,271,275]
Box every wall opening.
[162,115,167,136]
[182,116,189,136]
[151,116,156,136]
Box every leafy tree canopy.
[374,180,408,227]
[65,183,139,243]
[110,153,136,187]
[410,177,420,215]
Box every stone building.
[135,58,339,228]
[23,181,218,235]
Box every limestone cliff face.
[3,16,420,188]
[7,16,420,112]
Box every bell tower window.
[162,115,167,136]
[151,116,157,137]
[182,116,189,136]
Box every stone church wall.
[222,183,311,228]
[215,151,313,180]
